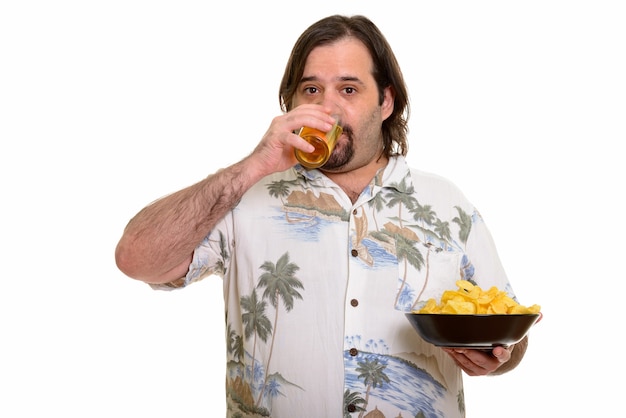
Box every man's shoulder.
[386,156,460,190]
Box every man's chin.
[319,156,350,172]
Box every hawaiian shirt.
[155,155,514,418]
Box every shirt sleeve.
[149,210,234,291]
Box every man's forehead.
[301,40,374,83]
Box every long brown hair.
[279,15,410,157]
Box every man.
[116,14,528,418]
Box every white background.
[1,1,624,416]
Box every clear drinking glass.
[294,115,343,169]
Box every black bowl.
[405,313,541,349]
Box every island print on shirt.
[223,175,478,417]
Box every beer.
[294,120,343,169]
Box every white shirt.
[157,155,513,418]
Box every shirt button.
[351,249,358,257]
[349,348,358,356]
[352,209,357,215]
[350,299,358,307]
[347,404,357,412]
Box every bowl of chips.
[405,280,541,349]
[405,312,540,348]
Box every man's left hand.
[443,345,513,376]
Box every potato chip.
[416,280,541,315]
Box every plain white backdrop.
[1,1,624,416]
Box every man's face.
[292,37,394,172]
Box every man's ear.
[381,86,395,121]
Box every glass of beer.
[294,115,343,169]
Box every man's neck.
[324,156,389,203]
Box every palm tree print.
[391,232,424,308]
[266,179,298,205]
[255,252,304,406]
[433,218,452,247]
[355,358,391,418]
[226,322,245,362]
[266,178,314,224]
[367,191,387,231]
[343,388,366,417]
[412,201,436,233]
[452,205,472,248]
[205,230,230,276]
[385,178,417,228]
[232,336,245,363]
[457,388,466,415]
[240,289,272,396]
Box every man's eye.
[304,87,318,94]
[343,87,355,95]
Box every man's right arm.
[114,105,336,285]
[115,159,262,284]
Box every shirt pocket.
[395,243,463,312]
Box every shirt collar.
[293,155,414,194]
[375,155,414,194]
